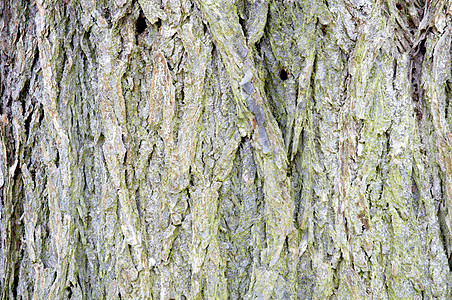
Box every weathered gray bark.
[1,0,452,298]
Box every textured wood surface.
[1,0,451,298]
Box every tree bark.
[1,0,452,298]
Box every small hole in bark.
[136,14,147,34]
[279,68,289,81]
[395,3,403,10]
[155,18,162,29]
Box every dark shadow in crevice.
[239,14,247,37]
[136,12,148,34]
[11,249,23,299]
[436,176,452,272]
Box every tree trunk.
[1,0,452,298]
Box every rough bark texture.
[1,0,452,299]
